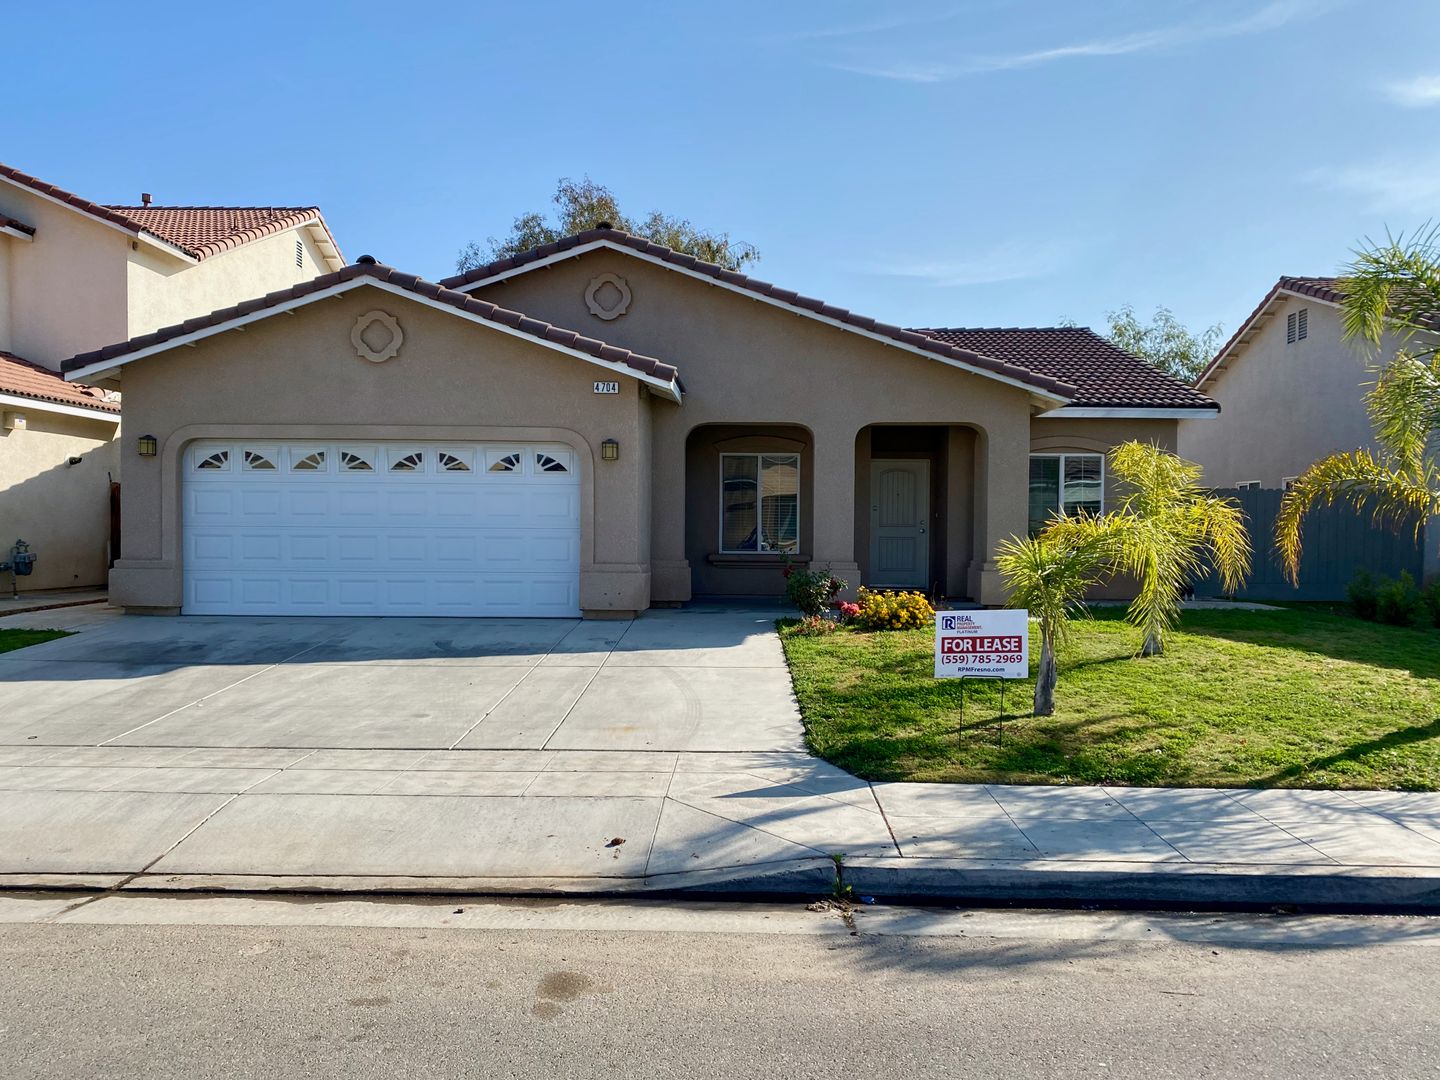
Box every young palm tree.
[996,530,1109,716]
[1276,227,1440,582]
[1046,442,1251,657]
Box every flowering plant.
[783,561,847,617]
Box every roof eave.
[1036,405,1220,419]
[445,236,1075,405]
[0,389,121,422]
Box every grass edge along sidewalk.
[780,607,1440,791]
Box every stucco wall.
[0,410,118,590]
[0,186,130,368]
[109,285,657,614]
[473,249,1042,604]
[126,227,332,339]
[1180,298,1383,488]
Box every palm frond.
[1276,451,1440,583]
[1364,352,1440,472]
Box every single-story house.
[62,226,1218,618]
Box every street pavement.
[3,607,1440,906]
[2,892,1439,1079]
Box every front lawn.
[0,628,69,655]
[780,607,1440,790]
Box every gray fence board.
[1193,488,1428,601]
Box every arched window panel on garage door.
[387,448,425,473]
[242,448,278,472]
[535,450,573,475]
[437,449,474,473]
[193,447,231,472]
[486,449,524,474]
[339,448,376,472]
[289,448,328,472]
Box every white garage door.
[182,440,581,617]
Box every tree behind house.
[456,177,761,273]
[1103,304,1224,383]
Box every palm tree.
[996,530,1109,716]
[1276,227,1440,582]
[1046,442,1251,657]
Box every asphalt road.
[2,898,1439,1079]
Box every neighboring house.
[0,162,343,592]
[61,226,1217,618]
[1183,277,1395,490]
[1183,276,1436,587]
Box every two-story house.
[0,162,342,593]
[1182,276,1436,584]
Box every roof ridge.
[909,325,1096,333]
[60,261,681,390]
[440,229,1079,401]
[104,204,320,212]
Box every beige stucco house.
[62,227,1218,617]
[0,162,343,592]
[1182,276,1436,582]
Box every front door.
[869,459,930,590]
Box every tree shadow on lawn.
[1253,716,1440,789]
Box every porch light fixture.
[136,434,158,457]
[600,438,620,463]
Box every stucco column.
[968,421,1029,605]
[648,415,690,604]
[810,424,861,593]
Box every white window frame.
[1028,453,1104,533]
[1282,477,1299,492]
[719,452,801,555]
[1236,480,1262,491]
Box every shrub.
[1348,569,1379,621]
[1423,577,1440,629]
[836,600,861,623]
[853,587,934,631]
[782,614,841,637]
[783,562,847,618]
[1376,571,1423,627]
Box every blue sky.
[9,1,1440,337]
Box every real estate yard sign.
[934,610,1029,679]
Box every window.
[535,452,570,474]
[195,449,230,471]
[340,449,374,472]
[487,452,521,473]
[437,451,472,472]
[242,449,276,471]
[1028,454,1103,534]
[720,453,799,554]
[1287,308,1308,344]
[389,450,424,472]
[1236,480,1262,491]
[291,450,326,472]
[1282,477,1299,492]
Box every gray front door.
[869,459,930,589]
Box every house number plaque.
[593,381,620,394]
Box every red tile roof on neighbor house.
[0,213,35,237]
[0,352,121,414]
[101,206,325,261]
[440,227,1080,401]
[0,161,334,262]
[908,327,1218,410]
[60,259,682,390]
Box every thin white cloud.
[830,0,1321,82]
[859,242,1069,288]
[777,9,965,43]
[1309,159,1440,212]
[1382,74,1440,107]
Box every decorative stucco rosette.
[351,310,404,363]
[584,273,632,321]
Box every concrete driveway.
[0,609,803,753]
[0,607,893,891]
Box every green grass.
[780,607,1440,791]
[0,628,69,655]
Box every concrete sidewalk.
[5,746,1440,909]
[2,606,1440,909]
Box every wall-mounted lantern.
[136,434,158,457]
[600,438,620,463]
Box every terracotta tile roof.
[440,228,1079,401]
[101,205,323,261]
[0,351,120,414]
[60,260,681,389]
[0,213,35,236]
[909,327,1218,410]
[0,161,334,262]
[1276,276,1344,304]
